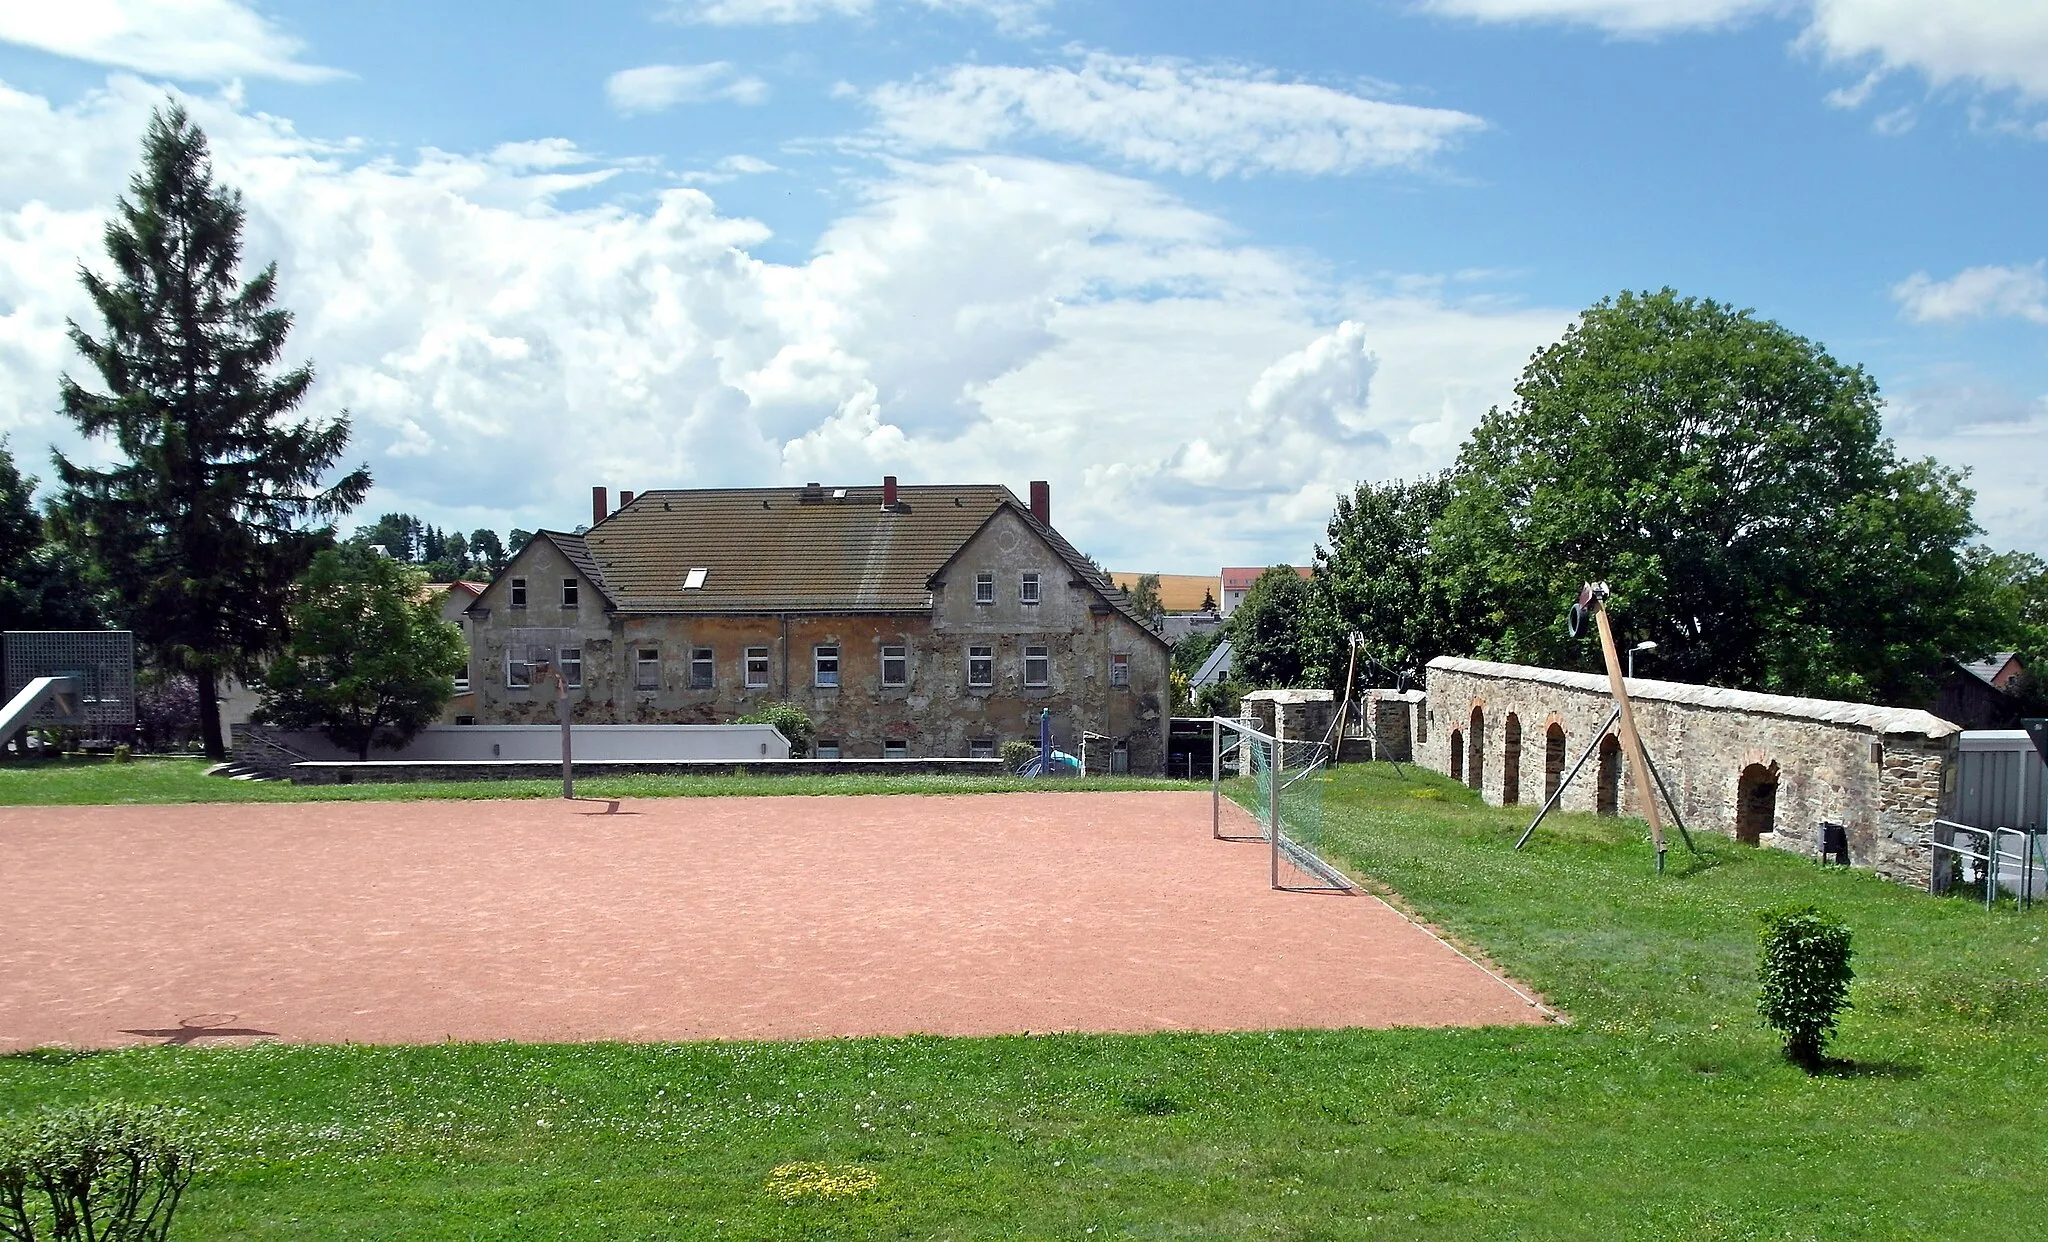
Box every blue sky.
[1,0,2044,574]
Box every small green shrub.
[1757,906,1854,1069]
[0,1102,197,1241]
[998,740,1038,772]
[739,702,815,758]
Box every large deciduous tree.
[52,103,370,757]
[0,439,104,631]
[257,548,466,760]
[1228,566,1314,689]
[1306,472,1458,688]
[1431,289,1994,704]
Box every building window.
[691,647,714,690]
[453,674,470,693]
[968,644,994,687]
[816,739,841,760]
[455,714,476,726]
[509,577,527,609]
[635,648,660,691]
[969,738,995,759]
[881,644,907,687]
[562,578,578,609]
[560,647,582,688]
[883,739,908,760]
[815,645,840,688]
[745,646,770,689]
[1020,572,1041,605]
[1024,644,1049,687]
[505,648,531,689]
[975,572,995,605]
[1109,653,1130,687]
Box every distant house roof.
[1192,639,1234,688]
[488,483,1158,635]
[1221,565,1311,593]
[1958,652,2023,691]
[1427,656,1959,739]
[1109,572,1218,613]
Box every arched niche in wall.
[1596,733,1622,816]
[1544,723,1567,804]
[1736,762,1780,845]
[1468,705,1485,792]
[1502,713,1522,806]
[1450,728,1465,784]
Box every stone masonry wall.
[1418,659,1959,886]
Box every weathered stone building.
[465,481,1172,771]
[1417,656,1960,886]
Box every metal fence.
[3,630,136,744]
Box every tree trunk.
[196,669,226,760]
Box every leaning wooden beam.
[1592,596,1667,864]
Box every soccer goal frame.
[1210,715,1354,893]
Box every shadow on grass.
[1814,1057,1926,1080]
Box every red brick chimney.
[592,486,608,525]
[1029,480,1050,526]
[882,475,898,509]
[619,490,635,509]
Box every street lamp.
[1629,640,1657,679]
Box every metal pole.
[1269,734,1281,890]
[1515,707,1620,850]
[1637,744,1698,854]
[557,671,573,800]
[1211,717,1221,838]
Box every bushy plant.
[1757,906,1854,1068]
[739,702,814,758]
[1192,678,1242,719]
[999,740,1038,771]
[0,1103,197,1241]
[133,676,200,752]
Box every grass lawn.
[0,755,1180,804]
[3,763,2044,1238]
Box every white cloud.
[1893,263,2048,324]
[1,75,1565,571]
[1804,0,2048,101]
[675,0,1049,36]
[1421,0,1781,34]
[868,52,1485,177]
[1425,0,2048,104]
[0,0,339,82]
[605,63,769,113]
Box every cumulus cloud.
[869,52,1485,177]
[674,0,1049,36]
[0,75,1560,569]
[1893,263,2048,324]
[0,0,339,82]
[605,63,770,113]
[1425,0,2048,104]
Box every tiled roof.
[1959,652,2021,689]
[1427,656,1960,739]
[552,484,1156,638]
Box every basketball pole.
[1591,593,1666,869]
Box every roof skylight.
[684,567,708,590]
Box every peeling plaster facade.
[465,505,1170,771]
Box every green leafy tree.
[468,529,508,577]
[1306,472,1458,688]
[1201,587,1217,613]
[1125,573,1165,630]
[1757,906,1854,1070]
[1170,628,1223,676]
[1432,289,1993,704]
[1227,566,1313,688]
[508,528,534,557]
[0,439,103,631]
[256,548,466,760]
[1979,549,2048,715]
[738,701,814,757]
[52,103,370,758]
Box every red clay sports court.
[0,791,1544,1050]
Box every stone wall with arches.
[1417,656,1960,887]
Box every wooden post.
[1593,598,1665,857]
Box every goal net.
[1211,716,1353,892]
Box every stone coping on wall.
[1426,656,1960,740]
[1242,688,1335,704]
[289,758,1007,785]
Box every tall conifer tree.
[53,102,370,758]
